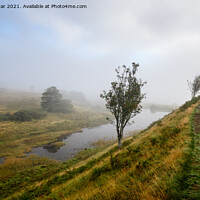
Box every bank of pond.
[0,109,168,164]
[26,109,167,161]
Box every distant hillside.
[1,96,199,199]
[0,88,41,111]
[0,88,91,111]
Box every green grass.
[165,103,200,200]
[0,156,63,199]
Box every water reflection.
[26,109,168,161]
[43,143,62,153]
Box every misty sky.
[1,0,200,104]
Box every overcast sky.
[1,0,200,104]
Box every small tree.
[187,75,200,99]
[100,62,146,149]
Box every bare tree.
[100,62,146,149]
[187,75,200,99]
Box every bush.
[11,110,32,121]
[0,113,12,121]
[27,109,47,119]
[0,109,47,122]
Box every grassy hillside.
[0,88,41,112]
[0,97,199,199]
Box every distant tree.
[55,99,74,113]
[187,75,200,99]
[41,86,62,112]
[61,90,89,106]
[41,86,73,113]
[100,62,146,149]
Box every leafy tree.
[100,62,146,149]
[187,75,200,99]
[41,86,73,113]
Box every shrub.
[0,113,12,121]
[27,109,47,119]
[11,110,32,121]
[0,109,47,122]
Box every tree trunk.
[117,127,123,150]
[118,138,122,150]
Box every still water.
[26,109,168,161]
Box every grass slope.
[166,103,200,199]
[1,97,200,200]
